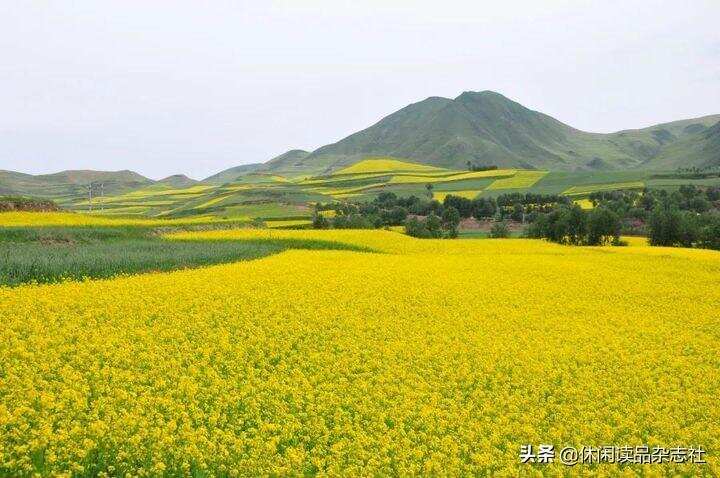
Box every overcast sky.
[1,0,719,179]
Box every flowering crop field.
[1,229,719,476]
[332,158,446,175]
[563,181,646,196]
[0,212,233,228]
[485,170,549,190]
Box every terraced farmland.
[485,170,548,190]
[3,226,719,475]
[563,181,646,196]
[433,190,481,201]
[55,158,720,222]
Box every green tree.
[587,207,621,245]
[425,183,434,198]
[648,204,682,246]
[425,213,443,238]
[441,206,461,230]
[559,205,587,245]
[698,215,720,250]
[312,213,329,229]
[490,221,510,238]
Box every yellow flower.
[0,228,718,475]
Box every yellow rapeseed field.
[485,170,548,190]
[333,158,445,175]
[433,190,482,202]
[388,169,515,185]
[1,229,719,476]
[563,182,646,196]
[0,212,233,227]
[264,219,312,228]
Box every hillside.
[157,174,198,188]
[0,169,153,203]
[202,163,263,184]
[261,91,719,173]
[261,150,311,176]
[643,120,720,170]
[3,92,718,202]
[35,169,151,185]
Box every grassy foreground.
[0,213,365,286]
[1,228,719,475]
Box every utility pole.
[88,183,93,213]
[100,183,104,212]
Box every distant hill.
[157,174,198,188]
[0,169,153,203]
[261,150,311,175]
[259,91,719,173]
[642,120,720,170]
[202,163,263,184]
[4,91,719,199]
[35,169,151,185]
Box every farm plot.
[485,170,548,190]
[1,229,718,475]
[563,181,645,196]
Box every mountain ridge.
[0,169,154,198]
[260,91,719,174]
[2,92,719,191]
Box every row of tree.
[530,186,720,250]
[465,162,499,172]
[526,205,622,246]
[312,191,571,239]
[312,185,720,249]
[587,186,720,220]
[647,205,720,249]
[313,192,463,237]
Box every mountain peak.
[157,174,198,187]
[36,169,152,184]
[455,90,508,101]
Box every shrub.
[489,222,510,238]
[648,205,683,246]
[312,214,330,229]
[587,207,621,245]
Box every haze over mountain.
[156,174,198,188]
[254,91,720,175]
[205,150,310,184]
[0,169,153,198]
[3,91,720,194]
[202,163,264,185]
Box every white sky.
[1,0,718,179]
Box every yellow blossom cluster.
[1,229,719,476]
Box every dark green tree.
[648,203,683,246]
[490,221,510,238]
[587,207,621,245]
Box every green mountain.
[263,91,719,173]
[642,120,720,170]
[261,150,311,175]
[202,163,263,184]
[203,151,311,183]
[0,169,153,203]
[157,174,198,188]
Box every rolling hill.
[157,174,198,188]
[260,91,719,174]
[0,169,153,202]
[643,120,720,170]
[202,163,264,184]
[3,91,719,206]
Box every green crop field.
[45,158,715,223]
[0,218,367,287]
[563,181,645,196]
